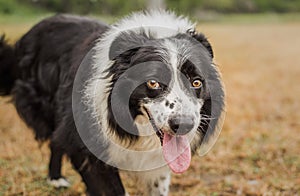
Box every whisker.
[201,117,215,120]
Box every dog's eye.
[147,80,160,89]
[192,79,202,88]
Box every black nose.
[168,116,194,135]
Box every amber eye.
[147,80,160,89]
[192,79,202,88]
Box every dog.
[0,11,225,195]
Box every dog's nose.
[168,116,194,135]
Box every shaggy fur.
[0,11,225,196]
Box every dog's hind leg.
[12,81,70,187]
[47,142,70,188]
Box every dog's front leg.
[136,166,171,196]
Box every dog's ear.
[109,31,148,61]
[188,29,214,59]
[105,31,149,141]
[197,65,225,155]
[107,76,140,141]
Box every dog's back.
[1,14,108,140]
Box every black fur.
[0,35,16,95]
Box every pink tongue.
[162,133,191,173]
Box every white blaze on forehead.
[162,38,192,84]
[163,39,179,81]
[162,39,197,114]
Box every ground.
[0,15,299,195]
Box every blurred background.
[0,0,299,195]
[1,0,300,16]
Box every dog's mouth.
[156,129,164,145]
[144,108,164,145]
[143,107,191,174]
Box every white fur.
[47,177,70,188]
[113,10,195,39]
[134,166,171,196]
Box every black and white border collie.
[0,11,225,195]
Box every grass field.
[0,14,300,195]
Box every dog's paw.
[47,177,71,188]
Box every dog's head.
[104,29,224,172]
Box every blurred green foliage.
[0,0,299,16]
[167,0,300,13]
[2,0,145,15]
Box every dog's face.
[102,29,224,172]
[107,32,211,136]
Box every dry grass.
[0,19,300,195]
